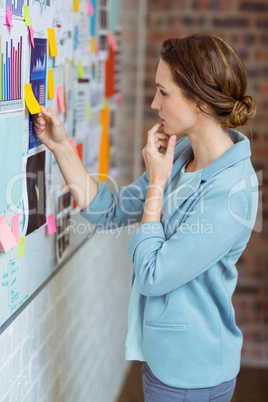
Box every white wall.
[0,226,134,402]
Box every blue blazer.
[81,129,259,388]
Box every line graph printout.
[28,38,47,150]
[0,19,27,113]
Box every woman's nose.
[151,95,159,111]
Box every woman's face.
[151,59,200,137]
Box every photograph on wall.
[56,188,72,264]
[0,19,27,113]
[25,150,46,236]
[28,38,47,150]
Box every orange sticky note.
[47,215,57,234]
[98,105,110,182]
[24,83,41,114]
[48,70,54,99]
[11,213,20,244]
[47,28,58,57]
[77,142,84,161]
[57,86,65,113]
[107,31,117,51]
[29,26,35,48]
[74,0,80,12]
[6,5,12,28]
[19,237,24,258]
[0,215,17,253]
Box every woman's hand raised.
[142,123,177,188]
[33,106,69,153]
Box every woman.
[34,34,258,401]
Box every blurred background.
[116,0,268,400]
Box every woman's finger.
[156,140,168,149]
[147,123,163,146]
[154,133,169,142]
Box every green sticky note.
[78,62,84,78]
[19,237,25,258]
[24,6,31,27]
[87,105,92,120]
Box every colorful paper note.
[107,31,117,51]
[48,70,55,99]
[57,86,65,113]
[69,137,78,154]
[47,214,57,235]
[90,38,95,53]
[6,5,13,28]
[47,28,58,57]
[23,5,31,27]
[0,215,17,253]
[98,105,110,182]
[78,62,84,78]
[87,0,94,17]
[102,96,107,108]
[11,213,20,244]
[19,237,25,258]
[77,143,84,161]
[29,26,35,48]
[24,83,41,114]
[87,105,92,120]
[74,0,80,12]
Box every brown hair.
[160,34,256,129]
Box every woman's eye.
[160,90,167,96]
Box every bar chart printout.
[6,0,25,16]
[0,30,24,113]
[28,38,47,150]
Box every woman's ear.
[196,100,208,111]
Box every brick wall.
[142,0,268,366]
[0,228,134,402]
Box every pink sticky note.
[29,26,35,48]
[95,40,100,55]
[11,213,20,244]
[69,137,79,154]
[0,215,17,253]
[57,86,65,113]
[6,4,13,28]
[107,31,117,51]
[47,214,57,235]
[116,92,124,106]
[87,0,94,17]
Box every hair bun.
[225,96,257,128]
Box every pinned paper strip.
[78,62,84,78]
[47,215,57,235]
[23,5,31,27]
[0,215,17,253]
[90,38,95,53]
[19,237,24,258]
[29,26,35,48]
[24,83,41,114]
[74,0,80,12]
[48,70,55,99]
[56,86,65,113]
[47,28,58,57]
[11,213,20,244]
[6,5,12,28]
[87,0,94,17]
[87,105,92,120]
[107,31,117,51]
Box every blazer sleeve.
[80,171,149,228]
[127,186,254,297]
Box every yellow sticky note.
[23,5,31,27]
[24,84,41,114]
[47,28,58,57]
[78,62,84,78]
[90,38,95,53]
[19,237,25,258]
[48,70,54,99]
[74,0,80,12]
[87,105,92,120]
